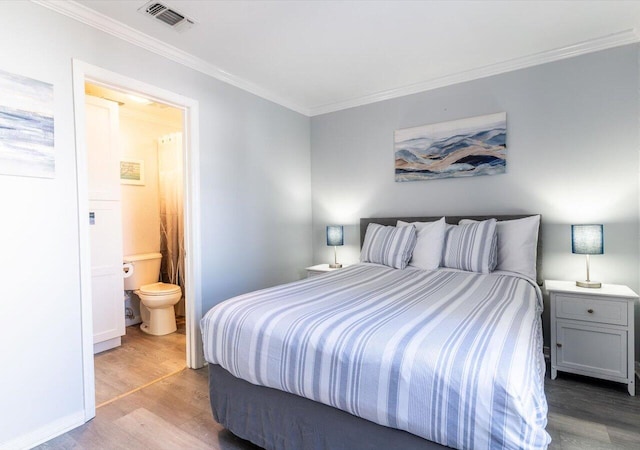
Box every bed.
[201,215,550,450]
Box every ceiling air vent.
[138,1,196,32]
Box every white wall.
[310,45,640,360]
[0,2,311,447]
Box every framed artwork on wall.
[120,159,145,185]
[394,112,506,182]
[0,68,54,179]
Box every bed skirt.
[208,364,448,450]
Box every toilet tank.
[123,252,162,290]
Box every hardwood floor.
[94,317,186,406]
[545,370,640,449]
[36,367,259,450]
[37,361,640,449]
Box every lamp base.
[576,280,601,289]
[329,263,342,269]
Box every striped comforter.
[201,264,551,449]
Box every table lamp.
[571,224,603,288]
[326,225,344,268]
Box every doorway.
[72,60,203,423]
[85,81,187,406]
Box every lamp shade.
[571,224,603,255]
[326,225,344,246]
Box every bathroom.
[85,82,187,405]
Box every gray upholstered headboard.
[359,215,543,285]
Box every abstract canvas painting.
[0,69,54,178]
[394,112,506,182]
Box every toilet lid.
[139,282,181,296]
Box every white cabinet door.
[89,200,125,346]
[556,320,627,380]
[86,96,120,201]
[86,95,124,353]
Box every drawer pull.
[556,343,562,348]
[587,309,594,314]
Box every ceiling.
[49,1,640,116]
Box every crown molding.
[309,29,640,116]
[32,1,639,118]
[32,0,311,116]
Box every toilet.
[123,252,182,336]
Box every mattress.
[201,263,551,449]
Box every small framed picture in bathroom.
[120,159,144,185]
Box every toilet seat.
[139,282,181,296]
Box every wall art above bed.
[394,112,506,182]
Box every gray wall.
[310,45,640,360]
[0,2,311,447]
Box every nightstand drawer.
[555,294,627,326]
[555,321,627,379]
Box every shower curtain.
[158,132,185,316]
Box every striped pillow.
[442,219,498,273]
[360,223,417,269]
[459,216,540,280]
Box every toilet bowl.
[136,282,182,336]
[123,253,182,336]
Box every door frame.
[72,60,203,422]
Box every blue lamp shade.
[571,224,604,255]
[571,224,603,288]
[326,225,344,246]
[327,225,344,268]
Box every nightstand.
[546,280,638,395]
[305,264,349,278]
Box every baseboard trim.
[0,410,85,450]
[94,336,121,354]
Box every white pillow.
[397,217,445,271]
[459,215,540,280]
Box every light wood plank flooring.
[36,367,259,450]
[38,363,640,449]
[545,370,640,449]
[94,318,186,406]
